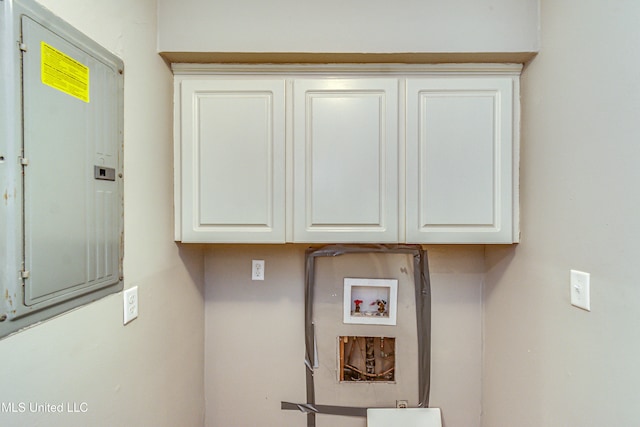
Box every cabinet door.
[292,79,399,243]
[406,77,516,243]
[179,79,286,242]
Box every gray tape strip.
[281,402,368,417]
[284,244,431,426]
[415,247,432,407]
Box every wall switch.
[570,270,590,311]
[123,286,138,324]
[252,260,265,281]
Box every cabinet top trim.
[172,63,522,76]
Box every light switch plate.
[123,286,138,324]
[570,270,590,311]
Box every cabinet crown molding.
[171,63,522,76]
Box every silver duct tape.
[281,402,368,417]
[284,244,432,426]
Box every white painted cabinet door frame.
[405,77,517,243]
[178,79,286,243]
[292,78,399,243]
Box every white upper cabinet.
[177,79,286,243]
[292,79,399,242]
[173,65,520,244]
[406,77,517,243]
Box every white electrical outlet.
[123,286,138,324]
[570,270,590,311]
[252,260,265,281]
[396,400,409,408]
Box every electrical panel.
[0,0,124,338]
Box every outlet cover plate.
[252,260,265,281]
[123,286,138,324]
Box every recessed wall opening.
[339,336,396,382]
[343,278,398,326]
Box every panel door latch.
[94,165,116,181]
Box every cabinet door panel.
[293,79,399,242]
[406,78,514,243]
[180,79,285,242]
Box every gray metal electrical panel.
[0,0,124,338]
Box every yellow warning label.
[41,41,90,103]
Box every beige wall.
[0,1,205,426]
[483,0,640,425]
[157,0,539,55]
[204,245,484,427]
[17,1,640,426]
